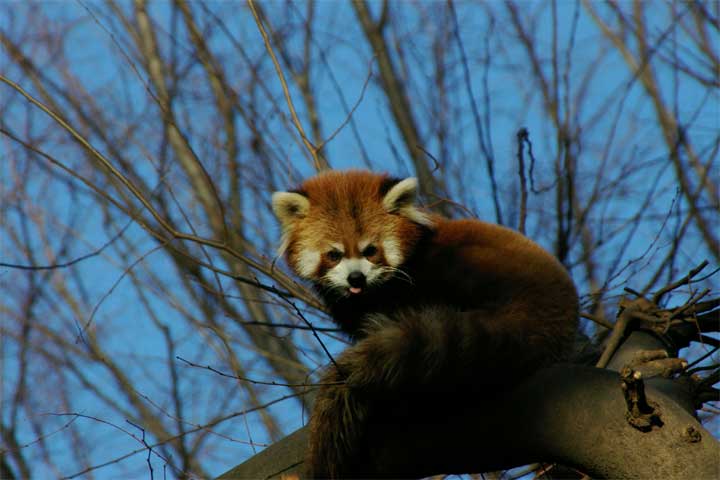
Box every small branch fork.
[126,420,156,480]
[594,261,719,429]
[246,0,327,172]
[620,364,663,432]
[618,349,680,433]
[597,261,717,369]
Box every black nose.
[347,271,366,288]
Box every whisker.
[380,266,414,285]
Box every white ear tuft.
[272,192,310,230]
[382,177,419,212]
[382,177,434,227]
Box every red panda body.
[272,170,578,478]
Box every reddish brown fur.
[273,170,579,478]
[283,171,424,282]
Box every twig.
[274,288,340,370]
[0,220,132,271]
[580,312,613,329]
[685,343,720,371]
[60,391,305,479]
[652,260,709,304]
[77,244,166,344]
[238,320,340,333]
[47,413,174,479]
[0,86,310,304]
[448,0,502,224]
[315,59,374,152]
[417,145,441,173]
[516,128,529,234]
[176,356,342,388]
[126,420,156,480]
[596,309,633,368]
[686,298,720,316]
[669,288,710,320]
[246,0,324,171]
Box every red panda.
[272,170,578,478]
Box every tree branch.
[217,358,719,479]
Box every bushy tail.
[307,367,368,478]
[307,305,576,477]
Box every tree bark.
[217,340,719,478]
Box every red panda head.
[272,170,434,297]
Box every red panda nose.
[347,271,366,288]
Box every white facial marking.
[294,249,321,278]
[382,238,403,267]
[364,261,386,285]
[325,257,375,289]
[358,238,371,251]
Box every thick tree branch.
[217,358,719,479]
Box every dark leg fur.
[307,306,577,478]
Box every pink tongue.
[349,287,362,294]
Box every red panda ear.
[272,191,310,230]
[382,177,418,211]
[382,177,434,227]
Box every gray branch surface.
[219,285,720,479]
[217,361,719,479]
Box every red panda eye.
[327,250,343,262]
[362,245,378,257]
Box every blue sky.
[1,1,718,478]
